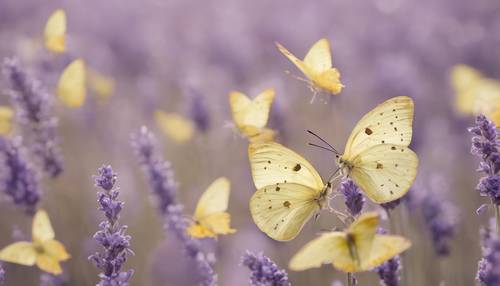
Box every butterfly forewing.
[303,38,332,75]
[343,96,414,159]
[250,183,321,241]
[347,212,379,262]
[361,235,411,271]
[194,177,230,220]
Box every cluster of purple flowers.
[477,220,500,285]
[375,256,401,286]
[89,166,134,286]
[241,251,291,286]
[0,136,41,214]
[0,264,4,285]
[339,178,365,217]
[131,126,217,286]
[469,115,500,205]
[1,57,63,177]
[39,273,68,286]
[421,194,457,256]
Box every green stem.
[495,203,500,235]
[347,273,353,286]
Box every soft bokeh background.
[1,0,500,285]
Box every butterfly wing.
[276,42,311,77]
[361,235,411,271]
[44,9,66,53]
[349,144,418,203]
[450,64,482,114]
[248,142,324,191]
[347,212,379,262]
[229,89,275,131]
[199,212,236,237]
[194,177,231,219]
[289,232,357,272]
[244,126,276,144]
[229,91,253,130]
[0,242,36,266]
[42,239,70,261]
[155,111,194,143]
[36,254,63,274]
[33,209,55,244]
[343,96,414,159]
[0,106,14,135]
[57,59,86,108]
[313,69,343,94]
[250,183,322,241]
[303,38,332,75]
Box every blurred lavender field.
[1,0,500,285]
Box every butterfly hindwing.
[57,59,86,108]
[155,111,194,143]
[250,183,321,241]
[0,242,36,266]
[362,235,411,270]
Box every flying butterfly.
[57,58,86,108]
[450,64,500,125]
[248,142,330,241]
[44,9,66,53]
[0,209,70,275]
[186,177,237,238]
[289,212,411,273]
[310,96,418,204]
[276,38,343,95]
[0,106,14,135]
[229,88,276,143]
[88,69,115,101]
[154,110,195,143]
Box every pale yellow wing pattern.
[36,254,62,275]
[303,38,332,75]
[244,126,276,144]
[0,106,14,135]
[42,240,70,261]
[155,111,194,143]
[229,89,275,130]
[275,42,310,76]
[250,183,322,241]
[44,9,66,53]
[248,142,324,191]
[349,144,418,203]
[194,177,231,219]
[289,232,355,272]
[343,96,414,159]
[199,212,236,236]
[361,235,411,271]
[57,59,86,108]
[0,242,36,266]
[33,209,55,243]
[347,212,379,261]
[450,64,482,114]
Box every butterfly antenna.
[307,130,339,154]
[284,70,310,84]
[308,143,335,153]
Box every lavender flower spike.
[477,220,500,285]
[131,127,217,286]
[89,166,134,286]
[0,136,41,214]
[0,264,4,285]
[2,57,63,177]
[39,273,68,286]
[421,194,457,256]
[375,256,401,286]
[241,251,291,286]
[339,179,364,217]
[469,115,500,204]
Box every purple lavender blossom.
[477,221,500,285]
[1,57,63,177]
[381,199,401,212]
[0,136,41,214]
[131,127,217,286]
[469,115,500,204]
[241,251,291,286]
[339,179,364,217]
[421,194,457,256]
[39,274,68,286]
[0,264,4,285]
[186,86,210,133]
[89,166,134,286]
[375,256,401,286]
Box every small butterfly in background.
[154,110,195,143]
[0,106,14,135]
[57,59,87,108]
[276,38,344,98]
[187,177,236,238]
[450,64,500,126]
[229,88,276,143]
[309,96,418,204]
[87,69,115,101]
[289,212,411,273]
[0,209,70,275]
[248,142,330,241]
[44,9,66,53]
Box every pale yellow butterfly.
[88,69,115,101]
[229,88,276,143]
[248,142,329,241]
[276,38,343,95]
[154,110,194,143]
[335,96,418,203]
[450,64,500,125]
[289,212,411,273]
[186,177,236,238]
[0,209,70,275]
[0,106,14,135]
[57,59,86,108]
[44,9,66,53]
